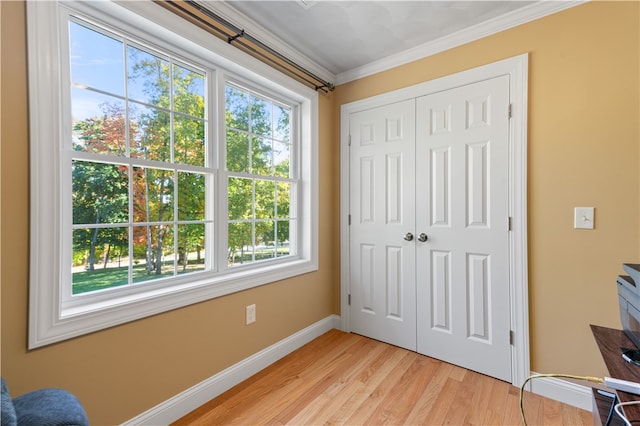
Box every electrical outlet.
[246,304,256,325]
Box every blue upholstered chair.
[1,377,89,426]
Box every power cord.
[614,401,640,426]
[519,374,604,426]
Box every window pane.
[132,224,174,282]
[252,136,272,175]
[228,177,252,220]
[273,104,290,142]
[69,21,124,96]
[175,115,205,166]
[127,45,170,107]
[133,167,174,222]
[255,220,275,260]
[251,95,272,137]
[226,129,249,173]
[273,141,290,178]
[276,182,291,218]
[255,179,275,219]
[225,86,249,131]
[178,172,205,220]
[72,89,127,156]
[177,224,205,274]
[276,220,290,257]
[228,222,252,265]
[72,160,128,225]
[173,64,205,117]
[130,104,171,162]
[72,227,128,294]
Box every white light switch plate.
[574,207,595,229]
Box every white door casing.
[415,75,511,381]
[349,99,417,350]
[340,54,529,387]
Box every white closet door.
[415,75,512,381]
[349,99,417,351]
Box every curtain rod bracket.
[315,82,335,93]
[228,29,245,44]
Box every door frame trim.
[339,53,529,387]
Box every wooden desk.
[591,324,640,423]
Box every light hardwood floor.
[173,329,593,425]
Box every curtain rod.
[159,0,335,93]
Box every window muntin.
[69,18,210,296]
[225,84,295,266]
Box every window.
[27,0,318,348]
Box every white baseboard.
[122,315,341,426]
[528,372,593,411]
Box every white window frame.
[27,0,318,349]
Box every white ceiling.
[206,1,582,84]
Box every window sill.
[31,259,317,349]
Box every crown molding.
[198,0,337,84]
[199,1,586,88]
[335,1,587,85]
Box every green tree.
[72,109,129,272]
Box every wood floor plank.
[273,336,384,425]
[504,386,525,425]
[322,345,407,425]
[229,333,368,425]
[464,371,495,424]
[345,351,418,424]
[482,378,512,425]
[403,363,446,424]
[427,377,464,424]
[173,330,594,425]
[293,341,390,425]
[362,356,440,425]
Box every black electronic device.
[618,264,640,353]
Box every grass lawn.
[72,261,204,294]
[73,245,289,294]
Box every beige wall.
[334,1,639,378]
[0,2,339,424]
[1,0,639,424]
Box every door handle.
[417,233,428,242]
[404,233,414,241]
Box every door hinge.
[508,103,513,119]
[348,134,352,146]
[348,294,351,306]
[510,330,515,345]
[508,216,512,231]
[348,214,351,226]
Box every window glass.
[127,45,170,107]
[70,21,124,96]
[72,227,129,294]
[225,84,294,266]
[69,19,209,295]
